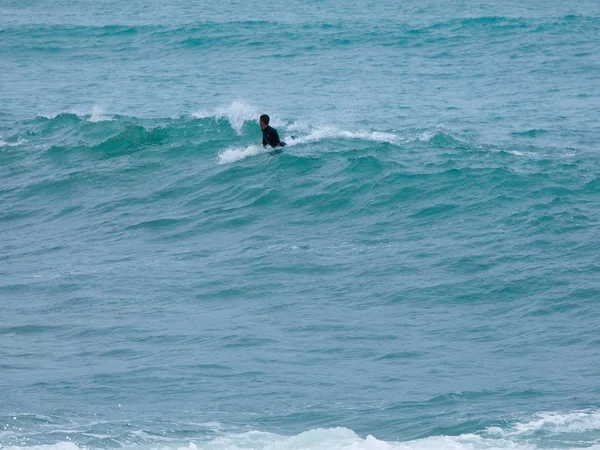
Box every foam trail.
[217,127,400,164]
[284,126,400,146]
[504,149,536,157]
[218,144,270,164]
[0,137,27,147]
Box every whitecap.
[193,101,260,134]
[88,105,113,122]
[506,410,600,436]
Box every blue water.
[2,1,600,449]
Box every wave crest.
[193,101,259,133]
[488,410,600,437]
[6,419,600,450]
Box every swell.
[2,14,596,34]
[2,15,598,53]
[1,110,591,170]
[3,110,597,241]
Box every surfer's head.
[259,114,270,129]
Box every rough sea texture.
[2,1,600,449]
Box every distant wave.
[2,15,594,34]
[511,129,549,138]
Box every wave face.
[2,0,600,449]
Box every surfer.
[259,114,286,148]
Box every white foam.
[206,427,395,450]
[88,105,113,122]
[4,444,80,450]
[202,427,600,450]
[0,137,27,147]
[414,127,463,144]
[218,144,270,164]
[38,111,63,119]
[286,126,400,146]
[193,101,259,134]
[504,149,536,157]
[495,410,600,437]
[8,427,600,450]
[285,120,311,133]
[417,129,438,142]
[38,106,113,122]
[192,109,212,119]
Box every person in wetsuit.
[259,114,286,148]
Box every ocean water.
[2,0,600,449]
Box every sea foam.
[6,423,600,450]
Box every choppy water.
[2,1,600,449]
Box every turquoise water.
[2,1,600,449]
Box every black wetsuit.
[262,126,286,148]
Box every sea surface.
[2,0,600,449]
